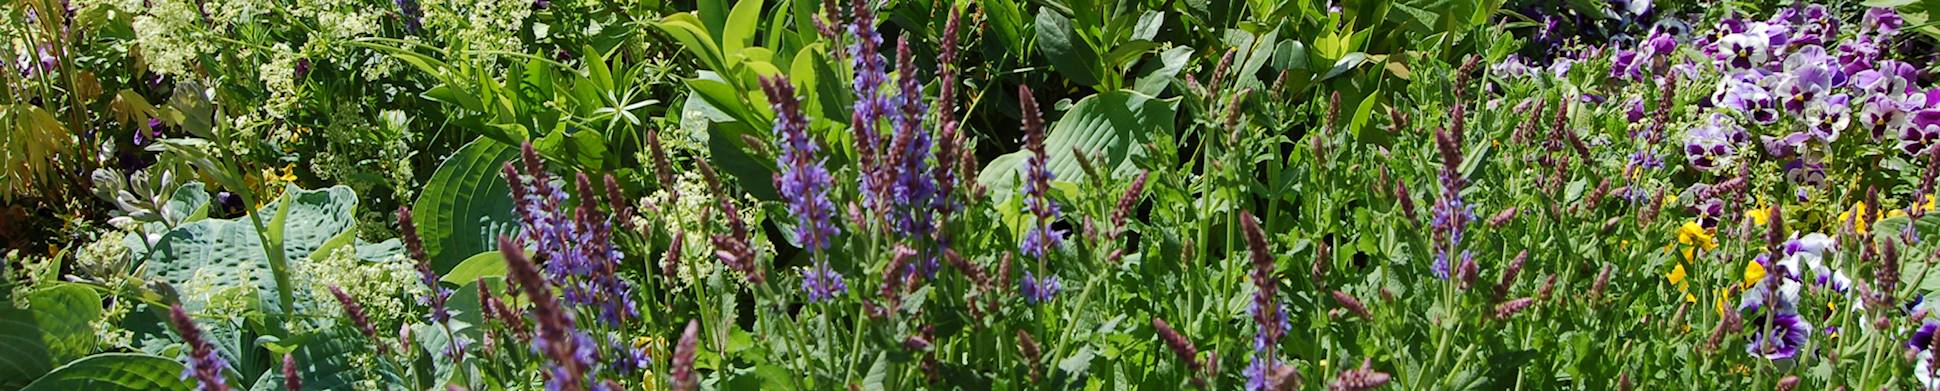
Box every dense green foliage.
[10,0,1940,389]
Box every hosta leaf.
[19,353,194,391]
[0,308,55,388]
[146,185,359,313]
[247,327,388,391]
[440,251,508,285]
[413,138,522,273]
[978,90,1178,198]
[28,284,103,362]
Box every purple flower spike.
[1018,270,1060,305]
[1017,86,1063,259]
[761,76,840,253]
[166,305,230,391]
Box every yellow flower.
[1746,206,1772,226]
[1663,194,1680,207]
[1675,221,1717,261]
[1839,202,1878,234]
[1742,260,1766,289]
[1885,195,1936,219]
[1666,264,1695,303]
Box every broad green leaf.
[413,138,522,273]
[146,186,358,313]
[1035,9,1102,87]
[19,353,194,391]
[28,284,103,362]
[247,327,390,391]
[0,309,54,388]
[723,0,765,53]
[1132,46,1193,96]
[978,90,1178,197]
[441,251,508,285]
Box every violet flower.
[502,143,636,326]
[1745,309,1811,360]
[1240,213,1289,390]
[394,0,423,34]
[1018,270,1060,305]
[762,75,848,303]
[499,237,596,391]
[166,304,230,391]
[1904,111,1940,156]
[1017,86,1064,260]
[397,208,452,325]
[1429,124,1473,280]
[847,0,892,211]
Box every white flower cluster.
[295,246,426,330]
[258,43,301,118]
[131,0,206,77]
[643,170,771,288]
[424,0,531,54]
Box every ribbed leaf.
[412,138,522,273]
[0,308,54,389]
[248,327,389,391]
[147,185,359,313]
[978,90,1178,198]
[28,284,103,362]
[20,353,194,391]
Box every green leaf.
[413,138,522,273]
[861,352,889,391]
[19,353,194,391]
[247,327,389,391]
[1035,9,1102,87]
[441,251,508,285]
[978,90,1178,197]
[0,309,54,389]
[723,0,765,53]
[1132,46,1193,96]
[146,186,359,313]
[28,284,103,362]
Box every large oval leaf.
[412,138,522,273]
[20,353,195,391]
[978,90,1178,197]
[147,186,359,313]
[28,283,104,362]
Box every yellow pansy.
[1742,260,1766,289]
[1666,264,1696,303]
[1884,195,1937,219]
[1746,206,1772,226]
[1675,221,1717,261]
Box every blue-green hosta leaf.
[413,138,522,273]
[146,185,359,313]
[19,353,195,391]
[247,326,395,391]
[29,283,103,362]
[978,90,1179,198]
